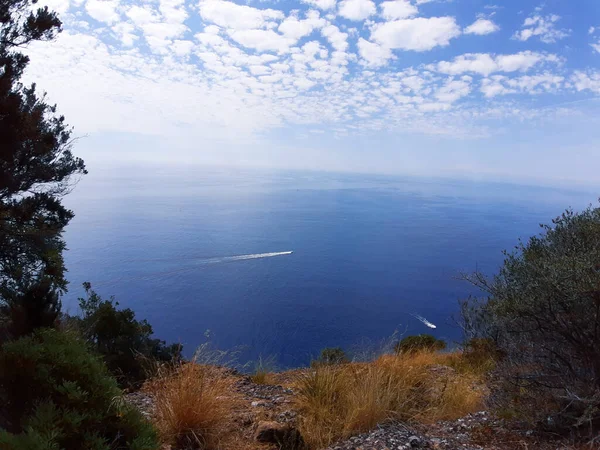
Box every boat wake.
[95,251,293,287]
[412,313,437,329]
[198,251,293,264]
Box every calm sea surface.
[61,165,598,367]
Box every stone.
[408,435,421,447]
[255,421,289,443]
[255,421,305,449]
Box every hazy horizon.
[80,158,600,192]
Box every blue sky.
[28,0,600,185]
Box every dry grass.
[151,363,236,449]
[250,356,276,385]
[295,350,489,449]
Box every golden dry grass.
[250,356,277,385]
[295,350,489,449]
[249,369,275,385]
[151,363,236,449]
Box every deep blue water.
[61,165,598,368]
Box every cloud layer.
[23,0,600,178]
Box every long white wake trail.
[95,251,293,287]
[412,314,437,329]
[200,251,293,264]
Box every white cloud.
[419,102,451,112]
[228,29,295,53]
[338,0,376,21]
[371,17,461,51]
[513,13,570,44]
[159,0,188,24]
[86,0,120,24]
[122,0,189,52]
[40,0,71,14]
[481,73,564,97]
[278,11,325,40]
[357,38,393,67]
[126,6,157,26]
[464,18,499,35]
[508,74,563,92]
[434,77,472,103]
[112,22,137,46]
[199,0,284,30]
[171,39,194,56]
[301,0,337,10]
[380,0,417,20]
[321,23,348,51]
[592,40,600,54]
[143,22,187,40]
[571,71,600,93]
[480,77,512,97]
[496,52,559,72]
[433,52,560,76]
[249,64,271,75]
[20,0,600,157]
[294,77,316,89]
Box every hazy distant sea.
[61,165,598,367]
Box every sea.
[61,165,598,368]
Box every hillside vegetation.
[2,0,600,448]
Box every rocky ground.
[126,372,580,450]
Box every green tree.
[461,205,600,432]
[0,0,86,337]
[312,347,349,367]
[75,283,182,387]
[394,334,446,354]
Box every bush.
[394,334,446,354]
[75,283,182,387]
[461,205,600,433]
[311,347,349,367]
[0,328,158,449]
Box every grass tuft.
[295,350,487,449]
[250,355,276,385]
[151,363,234,449]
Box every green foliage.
[0,279,60,341]
[311,347,349,367]
[0,0,86,335]
[75,283,182,387]
[461,205,600,432]
[0,328,159,450]
[394,334,446,354]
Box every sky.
[26,0,600,186]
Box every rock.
[255,421,304,449]
[408,435,421,447]
[255,421,289,442]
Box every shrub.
[75,283,182,387]
[311,347,349,367]
[461,205,600,433]
[0,328,158,450]
[394,334,446,354]
[152,363,234,449]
